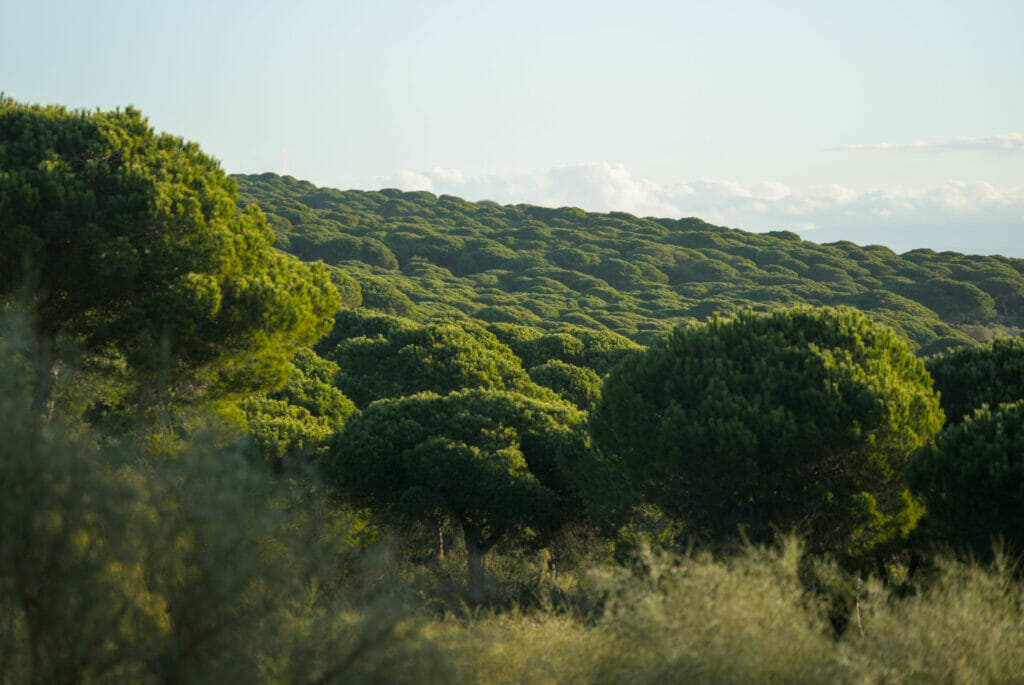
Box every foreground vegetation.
[4,97,1024,683]
[3,373,1022,682]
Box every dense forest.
[235,172,1024,353]
[3,98,1024,683]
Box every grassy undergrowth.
[412,540,1022,684]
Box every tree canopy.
[0,99,339,416]
[906,400,1024,560]
[926,337,1024,424]
[322,388,589,583]
[239,348,355,472]
[527,360,602,410]
[325,315,554,408]
[589,307,944,560]
[234,172,1024,353]
[8,98,1024,682]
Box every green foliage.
[323,264,363,309]
[313,307,420,356]
[895,278,997,324]
[322,388,589,581]
[435,545,1024,684]
[239,396,336,470]
[0,338,445,683]
[327,319,552,408]
[564,328,644,374]
[239,348,355,471]
[926,336,1024,423]
[357,276,419,318]
[839,558,1024,682]
[0,99,339,416]
[7,102,1024,681]
[514,332,586,368]
[590,307,944,560]
[291,232,399,269]
[277,347,354,423]
[906,400,1024,559]
[236,173,1024,354]
[3,308,1021,682]
[439,540,840,682]
[487,323,640,375]
[528,360,602,410]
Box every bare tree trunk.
[463,528,486,593]
[30,338,58,423]
[437,524,445,561]
[467,546,485,592]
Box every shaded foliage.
[590,307,944,561]
[0,335,444,683]
[906,400,1024,560]
[322,388,589,583]
[927,337,1024,424]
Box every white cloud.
[361,163,1024,256]
[390,170,435,192]
[375,162,682,218]
[837,133,1024,155]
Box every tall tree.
[322,389,589,586]
[0,97,339,418]
[590,307,944,562]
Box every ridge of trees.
[234,172,1024,353]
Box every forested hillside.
[4,98,1024,683]
[235,172,1024,354]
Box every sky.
[3,0,1023,256]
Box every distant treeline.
[235,172,1024,353]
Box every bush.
[840,558,1024,682]
[0,338,445,682]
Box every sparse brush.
[839,554,1024,683]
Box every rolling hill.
[235,172,1024,354]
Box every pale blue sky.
[3,0,1023,255]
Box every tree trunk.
[30,338,59,423]
[463,527,487,593]
[437,524,445,561]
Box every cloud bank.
[368,162,1024,256]
[837,133,1024,155]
